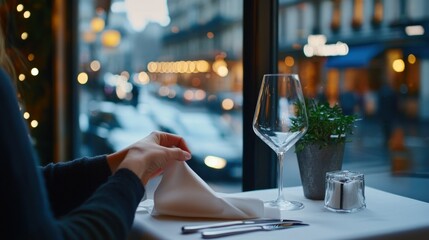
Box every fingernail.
[183,151,191,160]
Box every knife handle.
[182,221,243,233]
[201,226,262,239]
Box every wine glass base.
[264,200,304,211]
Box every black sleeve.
[42,155,112,217]
[58,169,145,239]
[0,68,145,240]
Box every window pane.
[278,0,429,201]
[77,0,243,192]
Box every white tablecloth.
[131,186,429,240]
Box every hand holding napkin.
[151,161,264,219]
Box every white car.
[160,111,243,181]
[107,105,159,151]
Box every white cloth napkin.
[151,161,264,219]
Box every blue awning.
[326,44,385,68]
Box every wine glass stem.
[277,151,285,203]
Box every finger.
[166,147,192,161]
[157,132,191,153]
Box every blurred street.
[80,84,429,202]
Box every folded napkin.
[151,161,264,219]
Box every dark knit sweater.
[0,68,145,239]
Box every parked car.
[107,106,159,152]
[82,101,118,155]
[156,111,243,181]
[82,101,159,155]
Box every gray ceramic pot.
[296,143,345,200]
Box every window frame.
[242,0,278,191]
[54,0,79,162]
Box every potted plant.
[291,99,358,200]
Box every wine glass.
[253,73,308,210]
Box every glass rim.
[326,170,364,179]
[263,73,299,77]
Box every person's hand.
[107,131,191,185]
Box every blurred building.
[148,0,243,95]
[278,0,429,121]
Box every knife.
[181,219,302,233]
[201,222,308,239]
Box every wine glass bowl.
[253,73,308,210]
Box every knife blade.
[201,222,308,239]
[181,219,302,233]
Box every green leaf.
[290,98,358,153]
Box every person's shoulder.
[0,68,20,107]
[0,67,8,77]
[0,67,13,89]
[0,67,18,90]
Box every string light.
[147,60,210,73]
[16,4,24,12]
[28,53,35,61]
[30,120,38,128]
[23,11,31,19]
[21,32,28,40]
[31,68,39,76]
[18,74,26,81]
[23,112,30,119]
[13,1,50,161]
